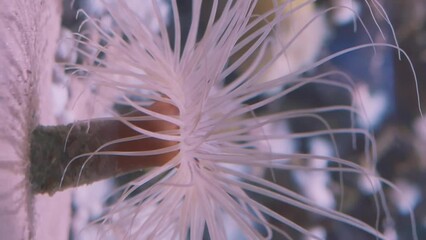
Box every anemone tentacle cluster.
[69,0,417,239]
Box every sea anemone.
[65,0,418,239]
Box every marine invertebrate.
[61,0,419,239]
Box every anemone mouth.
[63,0,421,239]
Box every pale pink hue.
[70,1,418,239]
[0,1,70,240]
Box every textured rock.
[0,1,69,239]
